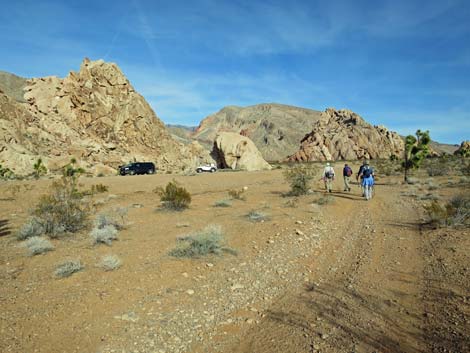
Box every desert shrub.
[246,210,270,222]
[154,180,191,210]
[0,163,15,180]
[418,193,440,201]
[17,217,45,240]
[283,198,299,208]
[213,199,232,207]
[94,207,128,230]
[460,161,470,176]
[169,224,236,258]
[62,158,85,178]
[406,177,420,185]
[283,164,318,196]
[33,175,89,237]
[24,236,54,256]
[33,158,47,179]
[424,194,470,228]
[55,259,83,278]
[228,188,246,200]
[99,255,122,271]
[313,195,334,205]
[90,225,118,245]
[91,183,108,194]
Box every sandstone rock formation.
[193,104,323,161]
[213,132,272,171]
[287,108,404,162]
[454,140,470,157]
[0,59,212,175]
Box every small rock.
[295,229,304,236]
[296,220,303,224]
[231,284,244,291]
[186,289,195,295]
[206,263,214,268]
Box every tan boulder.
[287,108,404,162]
[454,140,470,157]
[213,132,271,171]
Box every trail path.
[222,186,427,353]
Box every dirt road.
[0,169,468,353]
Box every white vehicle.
[196,163,217,173]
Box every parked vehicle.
[119,162,156,175]
[196,163,217,173]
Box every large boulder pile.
[454,140,470,157]
[0,58,212,175]
[287,108,404,162]
[213,132,272,171]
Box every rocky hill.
[192,103,323,161]
[287,108,404,162]
[0,71,27,103]
[0,59,211,175]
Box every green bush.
[0,163,14,180]
[33,176,89,237]
[155,180,191,210]
[169,225,236,258]
[33,158,47,179]
[283,164,318,196]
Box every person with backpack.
[343,163,353,191]
[357,160,374,200]
[322,162,335,193]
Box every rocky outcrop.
[287,108,404,162]
[213,132,272,171]
[454,140,470,157]
[0,58,212,175]
[193,104,323,161]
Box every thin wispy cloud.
[0,0,468,143]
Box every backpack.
[344,166,352,177]
[362,166,372,178]
[325,169,334,179]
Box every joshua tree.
[403,130,430,182]
[33,158,48,179]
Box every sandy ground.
[0,164,469,353]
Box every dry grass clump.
[17,217,45,240]
[169,225,236,258]
[55,259,83,278]
[90,225,118,245]
[213,199,232,207]
[154,180,191,210]
[424,194,470,228]
[228,188,246,200]
[24,237,54,256]
[246,210,270,222]
[313,195,334,205]
[99,255,122,271]
[283,164,318,196]
[94,207,128,230]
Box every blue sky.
[1,0,469,143]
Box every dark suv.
[119,162,156,176]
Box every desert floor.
[1,164,469,353]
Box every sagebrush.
[424,194,470,228]
[55,260,83,278]
[24,237,54,256]
[169,225,236,258]
[99,255,122,271]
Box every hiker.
[357,160,374,200]
[322,162,335,193]
[343,163,352,191]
